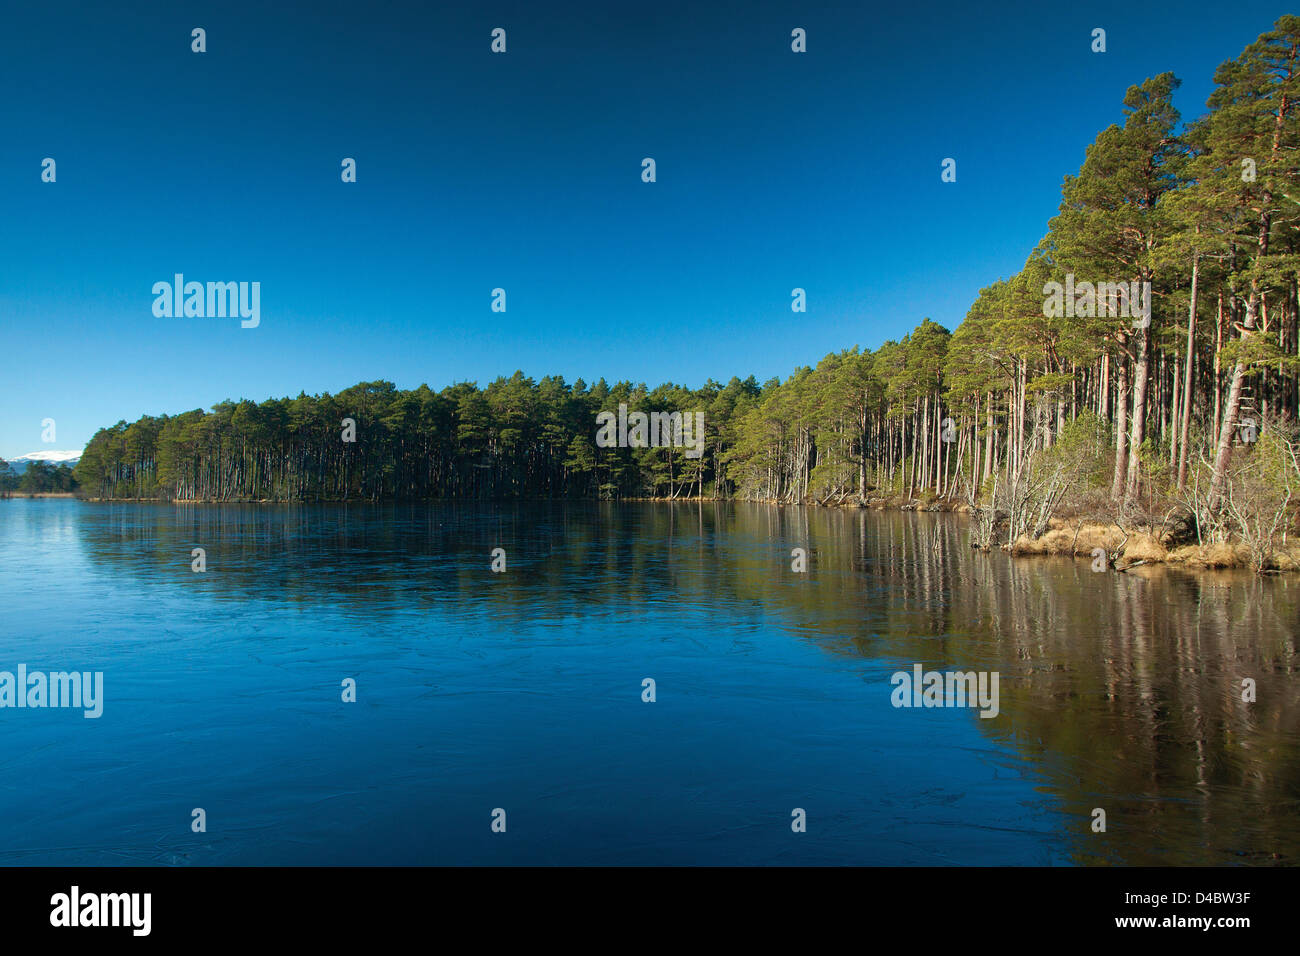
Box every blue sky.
[0,0,1288,459]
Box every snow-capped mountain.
[3,450,82,474]
[8,450,83,463]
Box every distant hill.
[3,451,82,475]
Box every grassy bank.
[1010,518,1300,572]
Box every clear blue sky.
[0,0,1287,459]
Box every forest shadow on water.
[0,499,1296,865]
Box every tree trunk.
[1125,306,1151,499]
[1176,253,1199,490]
[1110,344,1130,501]
[1208,290,1258,509]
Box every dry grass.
[1164,542,1244,568]
[1009,521,1126,556]
[1121,533,1168,564]
[1008,518,1300,570]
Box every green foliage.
[1,460,79,494]
[1041,412,1113,490]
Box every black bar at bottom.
[0,866,1290,942]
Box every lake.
[0,499,1295,865]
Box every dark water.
[0,499,1296,865]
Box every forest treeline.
[74,18,1300,564]
[0,460,77,495]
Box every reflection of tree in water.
[789,506,1299,867]
[77,500,1298,864]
